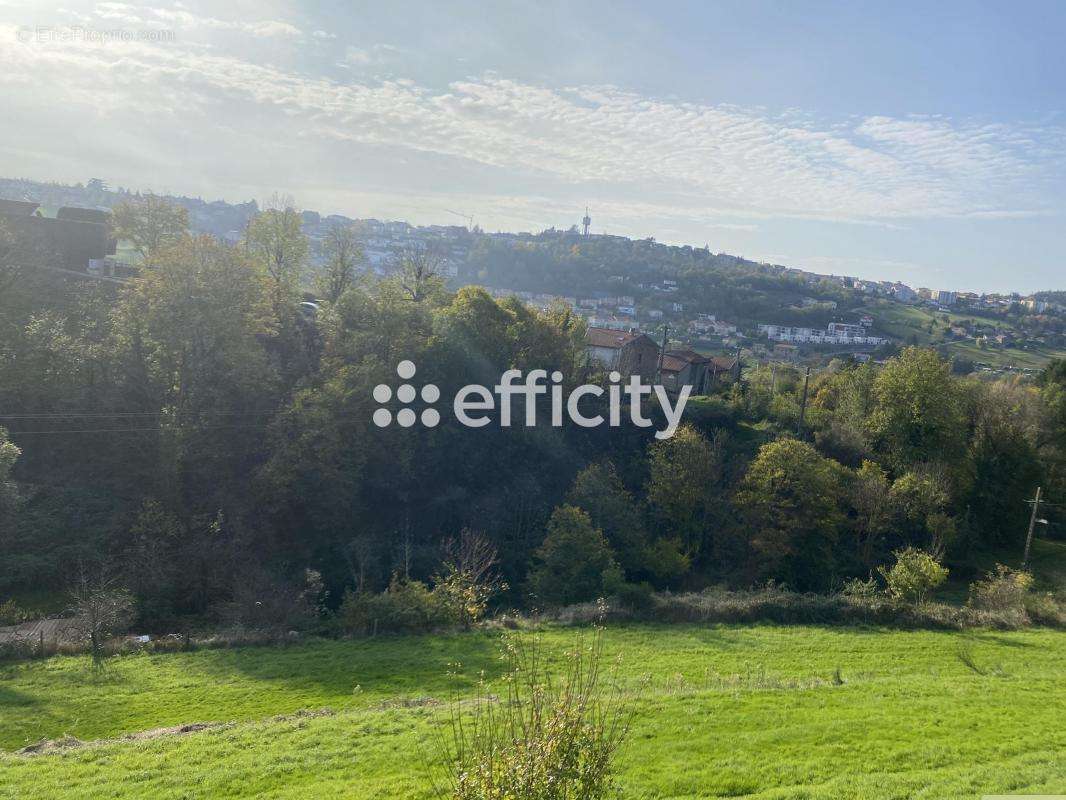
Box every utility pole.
[1022,486,1043,570]
[770,362,777,398]
[655,324,669,384]
[797,366,811,436]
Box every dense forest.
[2,197,1066,633]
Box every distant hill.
[3,175,1064,370]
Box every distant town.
[2,176,1064,376]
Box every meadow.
[1,623,1065,799]
[869,300,1066,369]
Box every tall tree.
[317,223,363,304]
[244,194,308,310]
[110,195,189,261]
[849,460,896,570]
[736,438,845,589]
[867,347,967,470]
[646,424,722,561]
[526,505,620,606]
[112,235,277,507]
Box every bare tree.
[67,570,135,665]
[440,529,501,589]
[398,245,444,302]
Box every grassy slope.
[869,300,1066,369]
[2,624,1065,799]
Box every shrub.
[967,565,1033,613]
[339,576,454,635]
[611,580,655,613]
[432,631,634,800]
[1024,592,1066,627]
[841,577,879,600]
[0,598,29,626]
[434,531,506,627]
[526,506,621,607]
[878,547,948,606]
[67,576,135,665]
[214,566,320,632]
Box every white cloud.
[0,24,1063,229]
[91,3,302,37]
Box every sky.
[1,0,1064,293]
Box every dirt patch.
[15,735,84,755]
[13,709,339,757]
[123,722,217,742]
[373,696,441,710]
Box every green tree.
[244,195,308,309]
[110,195,189,261]
[567,464,646,572]
[112,235,277,507]
[646,424,722,560]
[966,381,1041,547]
[736,438,845,589]
[0,428,20,541]
[526,505,621,607]
[317,223,363,304]
[850,459,896,570]
[867,347,967,469]
[567,463,687,585]
[878,547,948,606]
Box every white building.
[758,323,886,346]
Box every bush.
[433,631,634,800]
[878,547,948,606]
[967,564,1033,613]
[526,506,621,607]
[339,576,455,635]
[553,585,1045,631]
[433,531,506,627]
[214,566,321,632]
[841,577,879,600]
[1024,592,1066,627]
[610,580,655,613]
[0,598,29,626]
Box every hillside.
[3,176,1065,367]
[869,301,1066,370]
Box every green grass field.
[2,623,1065,799]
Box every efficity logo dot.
[372,360,441,428]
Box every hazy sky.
[1,0,1064,292]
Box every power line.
[0,410,275,419]
[8,422,275,435]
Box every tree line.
[1,195,1065,630]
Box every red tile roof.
[586,327,645,349]
[659,354,688,373]
[666,349,711,365]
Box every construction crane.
[444,209,475,230]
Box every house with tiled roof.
[585,327,660,381]
[659,350,738,396]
